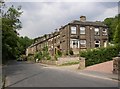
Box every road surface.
[3,61,118,87]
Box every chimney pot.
[80,16,86,22]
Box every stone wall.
[40,60,57,65]
[113,57,120,80]
[40,56,80,65]
[57,56,79,65]
[78,57,85,69]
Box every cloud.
[13,2,118,39]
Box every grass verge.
[60,61,79,66]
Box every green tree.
[104,14,120,43]
[114,22,120,45]
[2,3,23,63]
[18,36,33,54]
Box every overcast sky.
[6,1,118,39]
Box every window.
[95,40,100,48]
[80,40,86,48]
[80,27,85,34]
[103,41,107,47]
[102,29,107,35]
[70,39,79,48]
[71,26,76,34]
[54,39,56,43]
[94,28,100,35]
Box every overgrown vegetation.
[80,45,120,66]
[69,49,74,55]
[54,50,62,60]
[57,50,62,57]
[113,22,120,45]
[34,46,51,61]
[27,54,35,62]
[2,2,33,64]
[103,14,120,43]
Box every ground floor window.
[80,40,86,48]
[103,40,107,47]
[95,40,100,48]
[70,39,79,48]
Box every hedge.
[80,45,120,66]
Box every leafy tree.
[18,36,33,54]
[104,14,120,43]
[2,3,23,63]
[114,22,120,45]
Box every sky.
[6,1,119,39]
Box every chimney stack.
[80,16,86,22]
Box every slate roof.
[69,20,107,27]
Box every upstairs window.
[102,29,107,35]
[80,40,86,48]
[71,26,76,34]
[94,28,100,35]
[80,27,85,34]
[95,40,100,48]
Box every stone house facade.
[26,16,108,56]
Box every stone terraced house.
[26,16,108,56]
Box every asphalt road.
[3,61,118,87]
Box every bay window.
[70,39,79,48]
[95,40,100,47]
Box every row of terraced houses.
[26,16,108,56]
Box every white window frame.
[103,40,107,47]
[95,40,100,48]
[102,29,107,36]
[80,40,86,48]
[80,27,85,34]
[71,26,76,34]
[70,39,79,48]
[94,28,100,35]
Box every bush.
[57,50,62,57]
[34,51,43,61]
[27,55,34,61]
[46,55,51,60]
[80,45,120,66]
[69,49,74,55]
[34,46,51,61]
[20,55,27,61]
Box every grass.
[60,61,79,66]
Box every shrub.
[20,55,27,61]
[46,55,51,60]
[34,51,43,61]
[54,54,58,61]
[27,55,34,61]
[69,49,74,55]
[57,50,62,57]
[80,45,120,66]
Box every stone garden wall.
[113,57,120,80]
[40,56,80,65]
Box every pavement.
[3,61,119,87]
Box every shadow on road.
[3,60,35,77]
[3,60,45,87]
[6,71,43,87]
